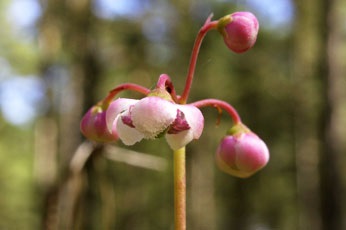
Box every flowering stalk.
[191,98,242,124]
[103,83,151,108]
[179,14,218,104]
[174,147,186,230]
[79,10,267,228]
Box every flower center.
[167,110,191,134]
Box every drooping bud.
[216,123,269,178]
[217,12,259,53]
[80,105,116,143]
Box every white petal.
[106,98,138,132]
[131,97,177,138]
[165,105,204,150]
[166,130,194,150]
[116,112,144,145]
[176,105,204,138]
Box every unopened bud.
[218,12,259,53]
[80,105,117,143]
[216,123,269,178]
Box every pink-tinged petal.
[216,132,269,178]
[131,96,177,138]
[165,105,204,150]
[235,133,269,171]
[116,110,144,145]
[80,106,116,143]
[178,105,204,139]
[106,98,138,132]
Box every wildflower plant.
[81,11,269,229]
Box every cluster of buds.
[80,12,269,178]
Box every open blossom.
[216,124,269,178]
[106,96,204,150]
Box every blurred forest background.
[0,0,346,229]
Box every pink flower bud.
[80,105,117,143]
[218,12,259,53]
[216,126,269,178]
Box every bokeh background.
[1,0,346,229]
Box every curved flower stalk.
[80,10,268,230]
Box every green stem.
[174,147,186,230]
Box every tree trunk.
[318,0,345,229]
[292,0,322,229]
[37,0,102,229]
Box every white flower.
[106,96,204,150]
